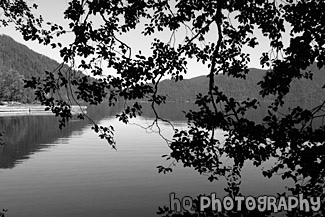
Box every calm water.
[0,102,301,217]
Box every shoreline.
[0,105,87,116]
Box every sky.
[0,0,290,79]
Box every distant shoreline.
[0,104,87,116]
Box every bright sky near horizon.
[0,0,291,78]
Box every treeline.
[0,34,62,103]
[0,34,106,104]
[0,66,25,102]
[157,65,325,102]
[1,34,324,104]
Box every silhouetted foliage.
[0,209,8,217]
[1,0,325,216]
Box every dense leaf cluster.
[1,0,325,216]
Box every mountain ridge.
[158,65,325,102]
[0,34,63,102]
[1,34,324,103]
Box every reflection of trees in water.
[0,101,124,169]
[139,100,323,127]
[1,100,322,169]
[0,101,193,169]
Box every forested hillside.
[1,34,324,104]
[158,65,325,102]
[0,34,61,103]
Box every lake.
[0,102,303,217]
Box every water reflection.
[1,100,319,217]
[0,113,220,217]
[0,100,322,169]
[0,102,124,169]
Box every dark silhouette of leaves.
[1,0,325,216]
